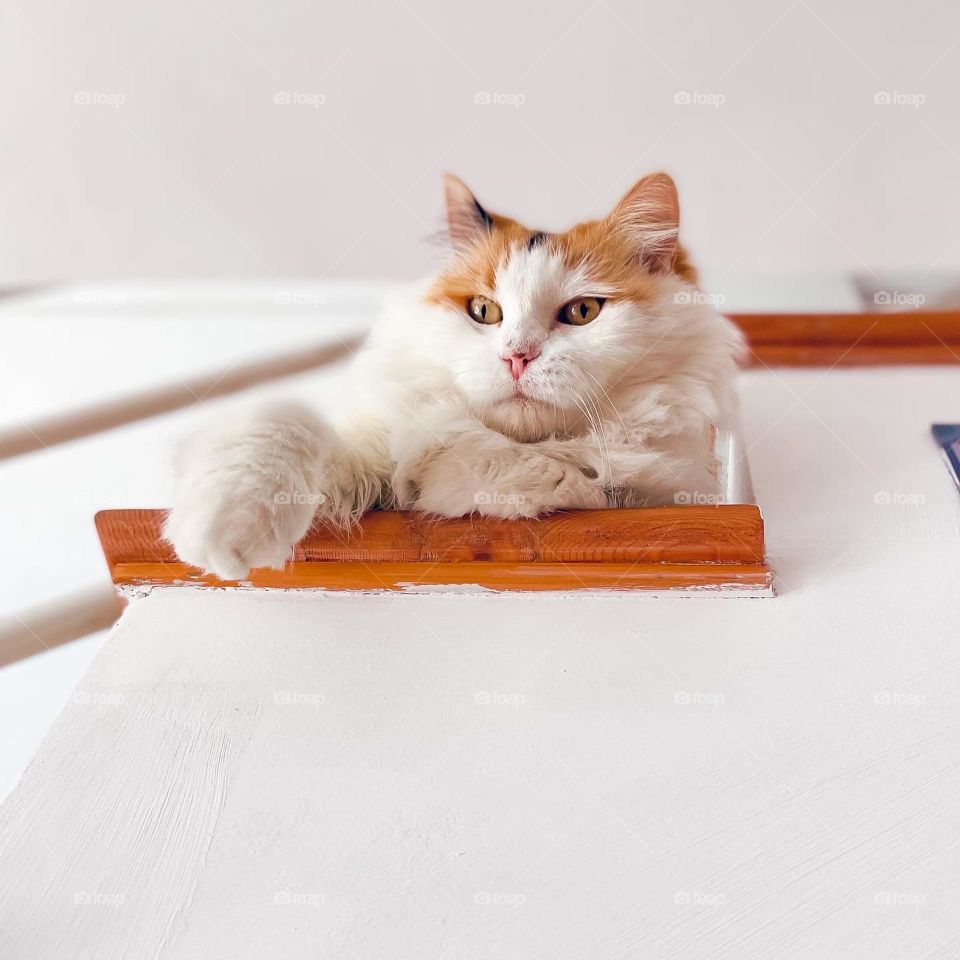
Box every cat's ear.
[443,174,493,250]
[609,173,679,273]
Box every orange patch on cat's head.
[424,210,536,307]
[426,173,697,311]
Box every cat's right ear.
[444,174,493,250]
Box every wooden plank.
[730,310,960,366]
[108,560,774,593]
[96,505,767,577]
[733,310,960,343]
[745,343,960,366]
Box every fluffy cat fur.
[164,172,744,579]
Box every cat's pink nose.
[501,348,540,381]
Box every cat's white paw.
[507,458,608,516]
[416,455,607,519]
[163,403,332,580]
[164,483,318,581]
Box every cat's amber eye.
[467,295,502,325]
[560,296,605,326]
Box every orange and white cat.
[164,173,743,579]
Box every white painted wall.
[2,0,959,287]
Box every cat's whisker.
[580,376,621,484]
[581,368,630,439]
[558,371,611,483]
[566,372,611,477]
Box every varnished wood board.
[108,560,774,594]
[96,507,772,595]
[730,310,960,366]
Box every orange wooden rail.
[96,507,773,594]
[731,310,960,366]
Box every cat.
[164,172,744,579]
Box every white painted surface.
[0,631,108,800]
[0,281,377,432]
[2,366,959,958]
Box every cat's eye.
[560,297,605,326]
[467,295,502,325]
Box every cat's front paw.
[516,458,608,516]
[164,481,317,581]
[415,456,607,519]
[163,403,330,580]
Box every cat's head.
[421,173,729,441]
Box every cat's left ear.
[609,173,679,273]
[443,174,493,250]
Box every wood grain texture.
[730,310,960,366]
[108,561,773,593]
[95,507,771,594]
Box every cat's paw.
[513,458,608,516]
[415,456,607,519]
[164,484,318,581]
[163,403,332,580]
